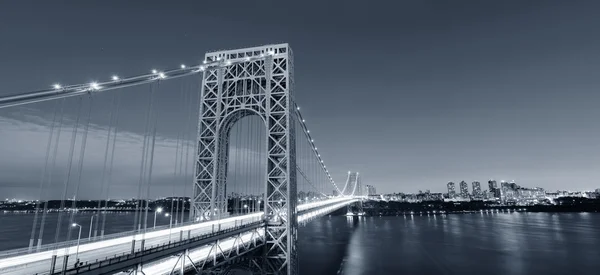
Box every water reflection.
[298,213,600,275]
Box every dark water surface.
[298,213,600,275]
[2,212,599,274]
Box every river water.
[1,212,599,274]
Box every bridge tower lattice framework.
[192,43,298,275]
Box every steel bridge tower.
[192,44,298,274]
[343,172,364,215]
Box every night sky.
[1,0,600,199]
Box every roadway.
[0,213,263,275]
[0,197,358,275]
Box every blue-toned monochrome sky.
[1,0,600,199]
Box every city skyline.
[2,0,600,199]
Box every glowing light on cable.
[52,84,62,90]
[151,69,158,74]
[89,82,100,90]
[180,64,186,69]
[158,72,166,79]
[111,75,119,81]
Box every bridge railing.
[53,222,265,275]
[0,213,254,259]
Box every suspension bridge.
[0,44,366,275]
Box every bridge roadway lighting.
[153,207,163,229]
[158,72,166,79]
[111,75,119,81]
[180,64,186,69]
[151,69,158,74]
[52,83,62,90]
[71,223,82,264]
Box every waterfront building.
[459,181,469,199]
[447,182,456,199]
[472,181,482,199]
[366,185,377,196]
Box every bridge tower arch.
[192,44,298,274]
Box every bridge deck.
[0,197,358,275]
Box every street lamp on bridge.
[165,213,172,229]
[153,207,163,229]
[71,223,82,263]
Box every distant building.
[447,182,456,198]
[459,181,469,199]
[488,180,497,192]
[472,181,482,199]
[366,185,377,196]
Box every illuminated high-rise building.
[488,180,497,192]
[366,185,377,196]
[488,179,500,199]
[459,181,469,198]
[472,181,482,199]
[447,182,456,198]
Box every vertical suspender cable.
[175,87,187,225]
[170,117,181,226]
[29,100,60,251]
[95,93,117,238]
[101,93,121,237]
[143,91,159,234]
[53,96,84,249]
[65,95,94,248]
[134,84,155,232]
[189,76,202,222]
[38,99,66,248]
[170,82,185,226]
[181,80,193,224]
[142,83,159,231]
